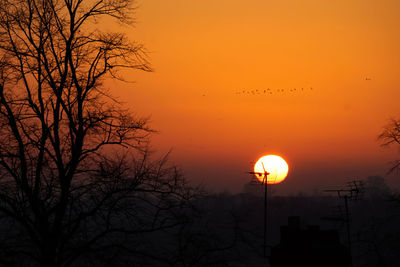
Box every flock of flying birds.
[200,77,371,97]
[235,87,314,95]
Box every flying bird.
[234,86,315,96]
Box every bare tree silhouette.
[378,118,400,173]
[0,1,202,266]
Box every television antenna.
[247,162,272,258]
[324,180,364,267]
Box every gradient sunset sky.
[111,0,400,194]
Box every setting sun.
[254,155,289,184]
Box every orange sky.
[109,0,400,194]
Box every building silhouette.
[270,216,350,267]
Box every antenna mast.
[324,180,364,267]
[248,162,270,258]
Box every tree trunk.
[40,240,60,267]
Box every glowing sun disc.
[254,155,289,184]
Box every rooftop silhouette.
[270,216,351,267]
